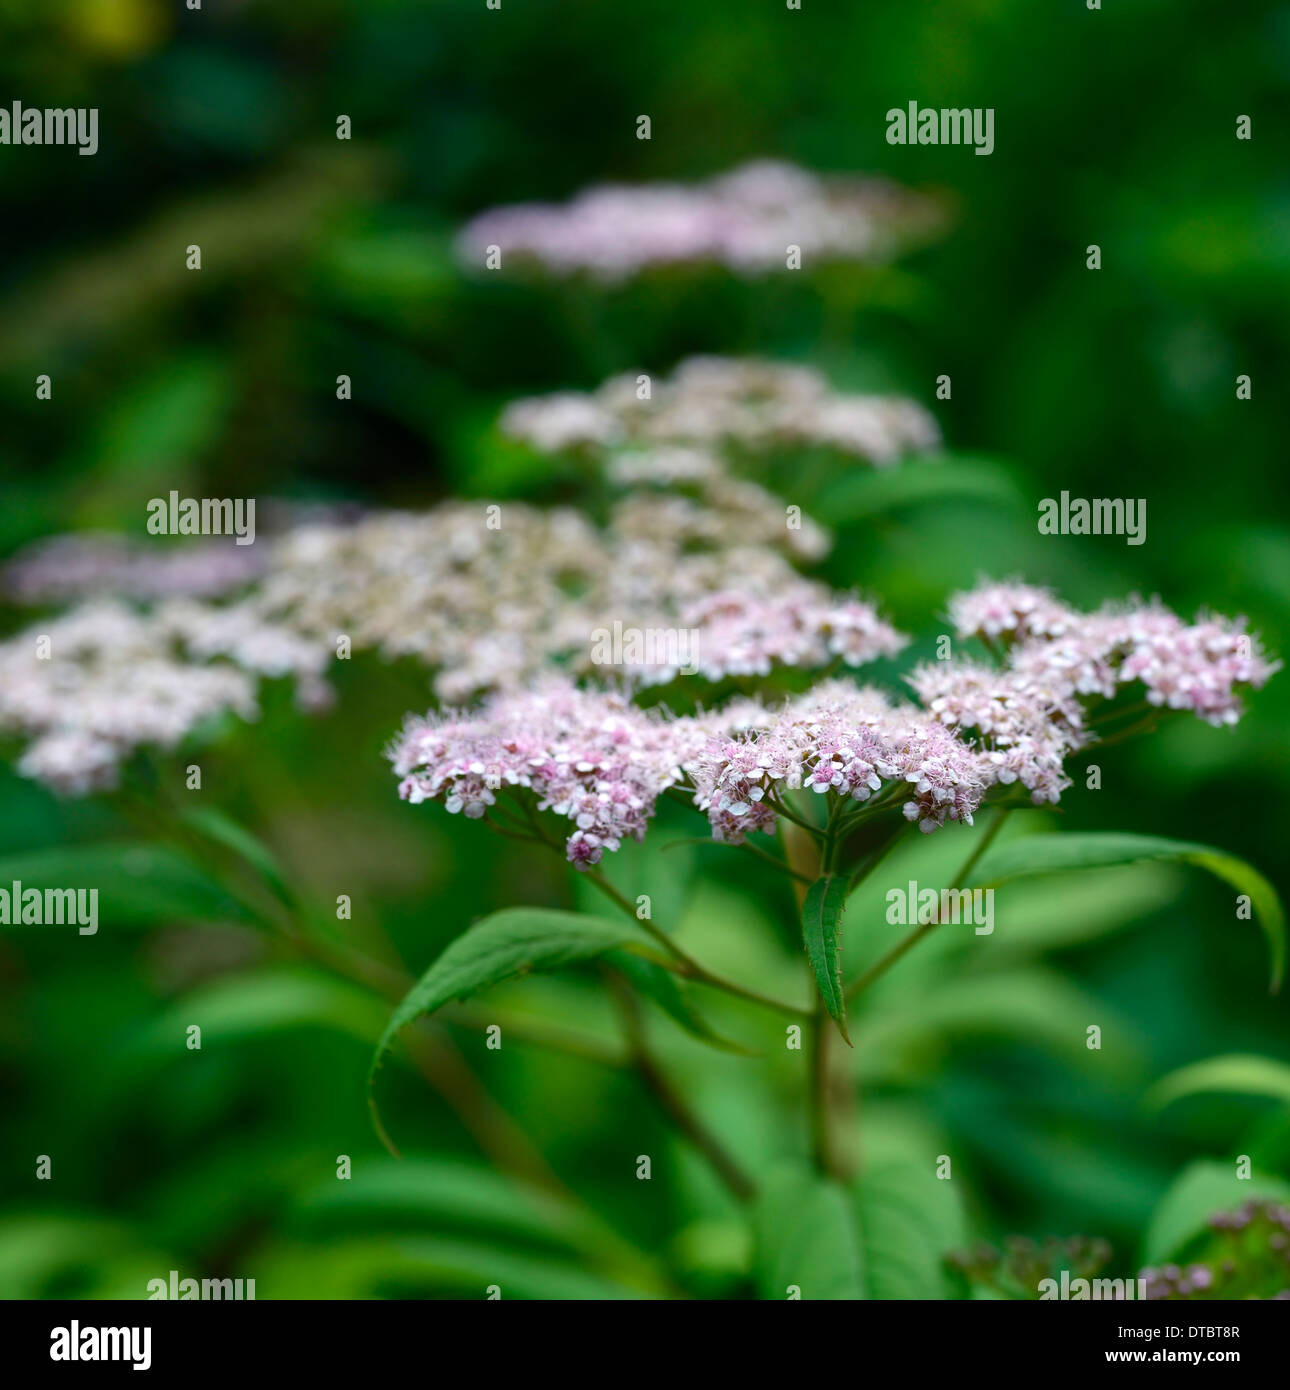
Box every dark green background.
[0,0,1286,1297]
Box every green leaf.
[815,454,1021,524]
[254,1234,650,1300]
[848,1162,965,1300]
[179,807,296,911]
[392,1237,649,1299]
[609,952,756,1055]
[972,865,1182,964]
[368,909,669,1143]
[80,355,233,492]
[753,1163,962,1299]
[316,228,456,319]
[117,968,386,1072]
[1146,1054,1290,1112]
[753,1169,862,1299]
[973,831,1285,990]
[856,969,1142,1083]
[295,1158,593,1251]
[1142,1160,1290,1265]
[0,842,260,930]
[0,1216,173,1300]
[801,874,851,1043]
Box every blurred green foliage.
[1,0,1288,1298]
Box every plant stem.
[1090,712,1164,748]
[767,792,826,838]
[506,791,763,1203]
[844,821,904,898]
[577,862,811,1019]
[661,836,813,884]
[126,780,603,1200]
[1087,697,1151,727]
[604,970,756,1204]
[729,837,815,884]
[845,808,1012,1000]
[441,1003,627,1068]
[783,811,841,1179]
[505,787,808,1017]
[807,1001,841,1179]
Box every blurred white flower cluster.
[0,358,931,795]
[243,491,897,699]
[456,160,945,280]
[3,357,1272,821]
[0,602,328,796]
[2,532,267,605]
[501,356,941,466]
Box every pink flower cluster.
[908,659,1083,805]
[946,581,1075,643]
[389,585,1276,861]
[909,582,1279,804]
[390,677,994,862]
[687,682,988,840]
[663,588,907,684]
[389,683,710,867]
[947,582,1277,726]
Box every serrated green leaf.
[368,909,669,1144]
[973,831,1285,990]
[1146,1054,1290,1112]
[801,874,851,1043]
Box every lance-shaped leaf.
[1146,1053,1290,1112]
[971,831,1285,991]
[815,453,1021,524]
[368,908,669,1143]
[801,873,851,1043]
